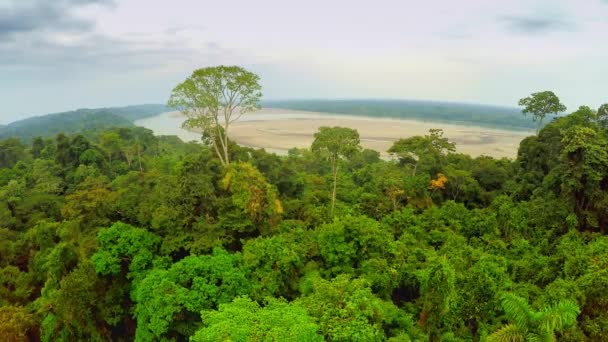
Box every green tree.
[39,262,107,342]
[597,103,608,128]
[444,165,480,203]
[242,224,316,299]
[518,91,567,132]
[471,156,510,193]
[315,215,397,293]
[92,222,161,278]
[191,297,323,342]
[388,129,455,176]
[419,256,456,342]
[168,66,262,166]
[69,135,91,166]
[299,274,413,341]
[31,137,45,159]
[488,293,579,342]
[54,133,71,168]
[558,126,608,232]
[100,131,122,165]
[311,126,361,214]
[132,249,250,341]
[455,255,510,338]
[60,177,117,228]
[0,179,25,221]
[0,138,26,168]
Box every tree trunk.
[137,145,143,172]
[212,139,226,166]
[216,123,228,166]
[453,187,460,201]
[223,125,230,165]
[331,160,338,215]
[536,117,544,134]
[124,150,132,167]
[210,123,226,166]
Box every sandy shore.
[232,109,531,158]
[156,108,532,159]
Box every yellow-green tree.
[221,162,283,230]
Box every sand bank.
[141,108,532,159]
[229,109,530,158]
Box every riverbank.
[136,108,532,158]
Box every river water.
[134,112,201,142]
[134,110,329,155]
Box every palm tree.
[487,293,579,342]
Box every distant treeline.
[0,104,167,142]
[264,99,534,130]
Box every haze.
[1,0,607,123]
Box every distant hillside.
[0,104,167,142]
[263,99,533,130]
[93,104,169,121]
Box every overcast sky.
[1,0,607,123]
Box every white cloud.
[1,0,607,123]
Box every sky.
[1,0,607,123]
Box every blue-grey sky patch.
[0,0,607,123]
[0,0,113,38]
[500,15,573,34]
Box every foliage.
[299,274,415,341]
[191,296,323,341]
[419,256,455,341]
[242,224,316,299]
[92,222,161,277]
[2,88,608,341]
[389,129,455,176]
[0,305,36,341]
[132,248,250,340]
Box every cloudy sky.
[1,0,607,123]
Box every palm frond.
[537,300,580,333]
[525,332,553,342]
[500,293,532,331]
[487,324,526,342]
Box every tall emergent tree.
[518,91,567,132]
[168,66,262,166]
[311,127,361,214]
